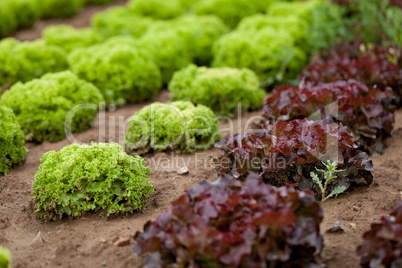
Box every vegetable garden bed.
[1,89,401,267]
[1,1,402,268]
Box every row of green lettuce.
[2,0,401,100]
[0,0,117,38]
[0,0,345,96]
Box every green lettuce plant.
[32,142,153,221]
[128,0,183,19]
[192,0,270,28]
[213,27,307,87]
[8,0,41,29]
[236,14,308,43]
[0,106,27,175]
[85,0,115,4]
[0,247,11,268]
[68,37,162,106]
[0,38,68,89]
[169,65,265,117]
[0,2,17,37]
[0,71,104,143]
[43,25,102,53]
[267,0,320,22]
[138,30,191,84]
[92,10,227,67]
[171,15,228,66]
[92,7,155,39]
[125,101,221,154]
[39,0,84,19]
[180,0,199,10]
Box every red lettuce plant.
[318,41,401,64]
[390,0,402,8]
[300,53,402,105]
[134,173,324,267]
[262,80,395,154]
[215,119,373,199]
[357,201,402,268]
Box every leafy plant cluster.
[137,28,192,85]
[0,0,117,37]
[390,0,402,8]
[169,15,229,66]
[124,0,266,27]
[0,0,40,37]
[32,142,154,221]
[169,64,266,117]
[191,0,268,28]
[42,25,102,53]
[0,246,11,268]
[318,40,402,68]
[262,80,396,155]
[215,119,374,200]
[134,173,324,267]
[92,9,228,66]
[0,71,104,143]
[125,101,220,154]
[68,37,162,106]
[212,0,344,87]
[300,43,402,106]
[0,38,68,90]
[127,0,184,20]
[357,201,402,268]
[0,105,27,175]
[39,0,84,19]
[332,0,402,47]
[92,7,156,39]
[310,161,347,201]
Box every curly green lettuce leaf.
[32,142,153,221]
[0,105,27,175]
[0,71,104,143]
[125,101,221,153]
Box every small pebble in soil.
[99,238,106,243]
[350,223,357,230]
[352,206,359,211]
[178,167,189,175]
[326,221,345,234]
[101,261,107,266]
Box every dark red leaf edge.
[215,119,373,200]
[357,201,402,268]
[262,80,396,155]
[301,42,402,106]
[134,173,324,268]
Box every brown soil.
[1,3,402,268]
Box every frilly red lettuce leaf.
[357,201,402,268]
[262,80,396,154]
[215,119,373,199]
[134,173,324,267]
[301,41,402,105]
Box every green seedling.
[310,160,347,201]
